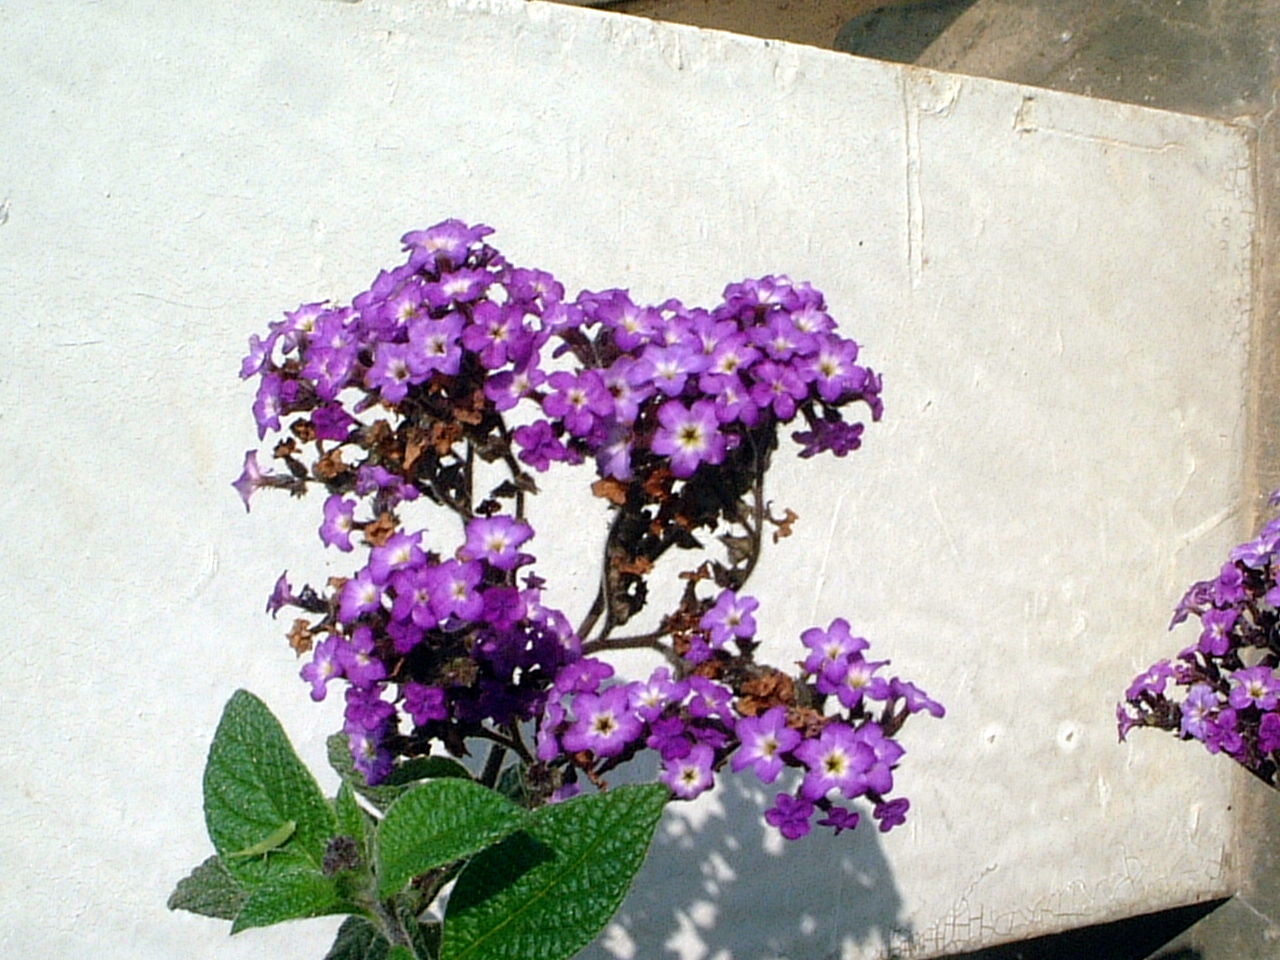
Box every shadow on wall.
[581,768,907,960]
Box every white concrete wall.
[0,1,1256,957]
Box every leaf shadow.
[581,769,908,960]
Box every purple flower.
[366,342,416,404]
[595,423,635,482]
[629,668,689,722]
[479,587,526,633]
[312,403,356,442]
[1180,683,1219,741]
[252,373,286,438]
[349,729,394,785]
[687,676,734,722]
[549,782,582,804]
[856,722,904,796]
[543,370,613,438]
[817,805,860,835]
[700,590,759,648]
[872,797,910,832]
[1205,707,1245,758]
[554,658,614,695]
[338,627,388,688]
[651,400,726,478]
[792,419,864,459]
[401,220,492,272]
[1198,608,1239,657]
[403,682,449,726]
[232,450,274,512]
[794,722,874,801]
[562,686,644,758]
[662,743,716,800]
[301,635,343,701]
[765,792,814,840]
[408,313,465,377]
[369,531,426,585]
[320,496,357,552]
[514,420,573,472]
[751,312,816,362]
[461,515,534,572]
[536,700,566,762]
[1213,562,1246,605]
[1170,580,1214,628]
[266,571,297,618]
[800,618,869,675]
[888,678,945,718]
[423,269,492,310]
[1116,702,1140,742]
[1260,712,1280,754]
[344,683,396,735]
[700,373,761,428]
[647,716,693,761]
[594,290,658,350]
[390,565,441,630]
[338,569,383,623]
[1124,660,1173,702]
[749,360,808,421]
[707,334,760,378]
[463,301,533,370]
[731,707,800,784]
[643,343,707,397]
[1229,665,1280,711]
[303,341,358,402]
[800,338,864,402]
[486,364,547,413]
[826,657,891,711]
[601,358,655,425]
[433,559,484,621]
[241,331,276,380]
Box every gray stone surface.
[839,0,1280,121]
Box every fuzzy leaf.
[204,691,335,887]
[376,780,528,897]
[324,917,392,960]
[333,782,370,852]
[231,867,349,933]
[167,855,248,920]
[441,784,668,960]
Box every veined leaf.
[204,691,336,887]
[442,784,668,960]
[376,779,528,897]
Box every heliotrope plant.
[1119,491,1280,786]
[172,220,943,960]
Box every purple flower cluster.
[1119,495,1280,785]
[236,220,939,837]
[534,605,941,836]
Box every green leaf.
[442,784,669,960]
[324,916,392,960]
[322,915,438,960]
[204,690,336,886]
[167,855,248,919]
[334,782,371,851]
[376,780,528,897]
[329,735,472,811]
[388,756,472,785]
[230,867,351,933]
